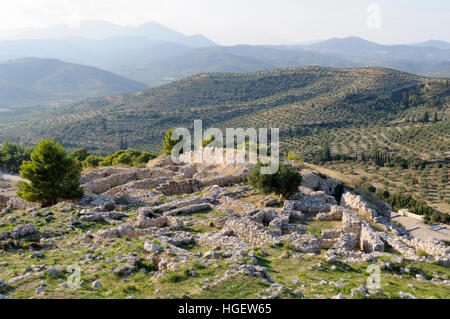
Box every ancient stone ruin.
[1,150,449,299]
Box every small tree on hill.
[433,113,438,122]
[319,143,332,162]
[287,151,299,161]
[247,162,302,198]
[0,141,33,173]
[420,111,429,123]
[70,148,89,162]
[17,138,83,206]
[162,129,183,155]
[82,155,103,168]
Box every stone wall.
[401,236,450,257]
[316,205,346,221]
[82,167,174,194]
[378,233,417,257]
[156,179,200,196]
[199,173,246,188]
[289,195,331,214]
[360,223,385,253]
[224,218,279,246]
[342,210,361,240]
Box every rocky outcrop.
[77,209,126,223]
[2,223,40,241]
[82,167,174,194]
[0,195,8,210]
[301,170,343,198]
[95,224,152,239]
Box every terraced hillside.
[0,67,443,150]
[0,66,448,211]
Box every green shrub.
[82,155,104,168]
[160,271,183,283]
[287,151,299,161]
[81,149,156,168]
[247,162,302,198]
[70,148,89,162]
[361,182,376,193]
[192,262,206,270]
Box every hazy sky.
[0,0,448,45]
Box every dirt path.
[391,212,450,242]
[0,174,25,183]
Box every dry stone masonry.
[1,152,449,299]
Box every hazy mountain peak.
[413,39,450,50]
[3,20,215,48]
[311,36,382,50]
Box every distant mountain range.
[2,20,215,47]
[0,21,449,88]
[114,45,360,86]
[113,36,450,86]
[412,40,450,50]
[0,58,147,107]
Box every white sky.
[0,0,448,45]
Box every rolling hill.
[0,57,147,107]
[274,37,450,78]
[1,66,448,212]
[114,45,360,86]
[1,66,447,152]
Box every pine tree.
[17,138,83,206]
